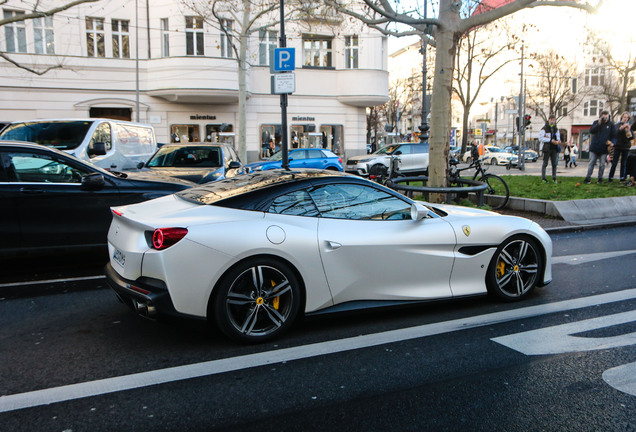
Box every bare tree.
[0,0,100,75]
[589,34,636,118]
[330,0,604,193]
[454,21,520,154]
[525,50,584,123]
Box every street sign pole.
[279,0,289,170]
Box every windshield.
[147,146,222,168]
[265,151,284,162]
[0,121,94,150]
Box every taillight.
[112,209,124,217]
[152,228,188,250]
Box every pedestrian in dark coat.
[608,112,633,181]
[584,110,617,184]
[539,115,560,183]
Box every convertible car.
[105,169,552,342]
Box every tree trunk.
[236,3,250,162]
[428,0,460,194]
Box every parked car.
[463,145,515,165]
[245,148,343,171]
[0,141,194,257]
[346,142,429,177]
[0,118,157,171]
[138,143,243,184]
[505,146,539,162]
[105,168,552,343]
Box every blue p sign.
[273,48,295,72]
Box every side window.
[309,183,411,220]
[292,150,308,160]
[412,144,428,153]
[397,145,412,155]
[269,190,320,217]
[307,149,322,158]
[8,152,88,184]
[89,123,112,154]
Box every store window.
[86,17,105,57]
[33,15,55,54]
[303,35,332,68]
[205,124,235,147]
[3,10,26,53]
[320,125,344,155]
[260,125,281,158]
[185,16,204,56]
[112,19,130,58]
[171,124,200,143]
[290,124,319,149]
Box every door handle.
[326,241,342,250]
[20,187,44,194]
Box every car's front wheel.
[212,257,301,343]
[486,236,542,301]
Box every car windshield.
[0,121,94,150]
[147,146,222,168]
[488,147,503,153]
[265,151,285,161]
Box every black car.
[0,141,195,257]
[139,143,243,184]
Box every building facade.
[0,0,389,162]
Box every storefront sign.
[292,116,315,121]
[190,115,217,120]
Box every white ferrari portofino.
[105,169,552,343]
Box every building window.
[303,36,332,68]
[259,30,277,65]
[112,19,130,58]
[86,17,105,57]
[220,19,233,58]
[161,18,169,57]
[556,104,568,118]
[3,10,27,53]
[185,16,204,56]
[33,15,55,54]
[584,68,605,86]
[344,35,358,69]
[583,100,603,117]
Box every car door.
[0,151,20,252]
[288,150,309,169]
[311,183,455,305]
[6,147,123,251]
[303,149,329,169]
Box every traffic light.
[524,115,531,127]
[515,117,520,131]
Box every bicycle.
[449,157,510,210]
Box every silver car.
[346,142,429,177]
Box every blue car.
[245,148,343,172]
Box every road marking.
[0,275,105,289]
[492,310,636,355]
[603,362,636,397]
[552,249,636,265]
[1,288,635,413]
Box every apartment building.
[0,0,388,162]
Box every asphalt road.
[0,226,634,431]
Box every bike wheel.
[479,174,509,210]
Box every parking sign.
[272,48,295,72]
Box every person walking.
[539,115,560,183]
[570,142,578,167]
[584,110,616,184]
[608,111,633,182]
[562,130,571,168]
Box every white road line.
[603,362,636,397]
[1,288,635,414]
[0,275,105,289]
[552,249,636,265]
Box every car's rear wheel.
[213,257,301,343]
[491,157,498,165]
[486,236,542,301]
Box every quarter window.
[269,190,320,217]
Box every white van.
[0,119,157,171]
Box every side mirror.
[411,202,429,221]
[81,173,105,190]
[137,161,145,169]
[227,161,242,170]
[87,142,107,157]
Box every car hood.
[117,170,198,187]
[348,154,387,162]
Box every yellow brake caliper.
[497,260,506,278]
[271,280,280,310]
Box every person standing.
[561,129,571,168]
[584,110,616,184]
[608,111,633,182]
[539,115,560,183]
[570,142,578,167]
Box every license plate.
[113,249,126,267]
